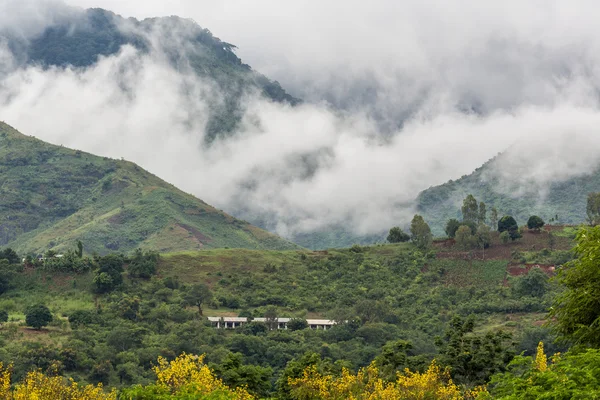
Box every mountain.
[416,155,599,235]
[0,122,298,255]
[2,7,300,142]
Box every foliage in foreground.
[549,225,600,347]
[288,361,488,400]
[490,343,600,399]
[0,362,116,399]
[0,354,253,400]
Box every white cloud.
[2,1,600,239]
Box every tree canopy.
[498,216,521,240]
[387,227,410,243]
[527,215,545,231]
[550,226,600,347]
[410,215,432,251]
[25,304,52,330]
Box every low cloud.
[2,1,600,239]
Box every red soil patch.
[543,224,577,232]
[436,228,572,261]
[507,263,556,277]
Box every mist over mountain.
[3,0,600,248]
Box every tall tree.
[478,202,487,225]
[461,194,479,223]
[410,215,433,251]
[76,240,83,258]
[550,226,600,347]
[445,219,461,238]
[490,207,499,230]
[587,192,600,226]
[182,283,213,316]
[455,226,476,250]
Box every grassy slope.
[0,122,298,255]
[417,156,600,235]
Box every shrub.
[25,304,53,330]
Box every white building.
[207,317,336,330]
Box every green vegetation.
[417,156,600,235]
[0,122,297,255]
[24,304,53,330]
[386,226,410,243]
[0,232,570,397]
[498,216,521,240]
[527,215,545,231]
[409,214,432,250]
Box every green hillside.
[0,122,298,255]
[0,228,573,396]
[416,156,600,235]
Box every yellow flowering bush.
[534,341,548,372]
[288,360,489,400]
[0,362,116,400]
[122,353,254,399]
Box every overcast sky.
[2,0,600,238]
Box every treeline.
[388,193,552,251]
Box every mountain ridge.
[0,121,299,254]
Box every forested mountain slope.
[416,155,600,235]
[2,7,299,142]
[0,122,298,254]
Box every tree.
[476,224,491,250]
[498,216,521,240]
[287,318,309,331]
[455,226,476,250]
[490,207,499,230]
[410,215,432,251]
[461,194,479,223]
[93,254,124,293]
[550,226,600,347]
[25,304,53,330]
[527,215,545,232]
[512,268,549,298]
[212,352,273,398]
[76,240,83,258]
[500,231,511,244]
[445,219,461,238]
[436,315,514,385]
[478,202,487,225]
[0,248,19,264]
[587,192,600,225]
[387,227,410,243]
[0,310,7,326]
[264,305,278,330]
[182,283,213,316]
[128,249,159,279]
[548,232,556,251]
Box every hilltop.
[0,122,298,255]
[2,7,299,142]
[416,155,600,235]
